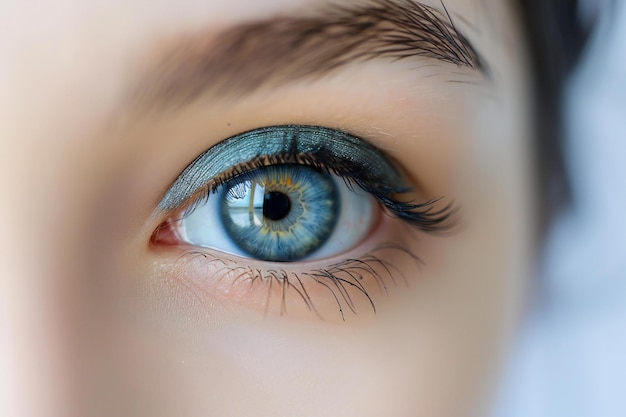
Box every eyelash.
[173,242,422,321]
[154,128,456,320]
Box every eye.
[151,125,455,319]
[162,164,377,262]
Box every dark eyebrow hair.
[134,0,485,108]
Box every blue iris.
[219,165,339,262]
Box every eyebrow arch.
[134,0,486,108]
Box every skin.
[0,0,533,416]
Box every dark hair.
[517,0,589,232]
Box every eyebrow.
[134,0,485,108]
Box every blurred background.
[494,1,626,416]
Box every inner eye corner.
[150,218,180,247]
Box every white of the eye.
[176,175,376,261]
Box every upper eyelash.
[183,152,456,232]
[159,125,457,232]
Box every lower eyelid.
[152,213,423,322]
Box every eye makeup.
[158,125,454,231]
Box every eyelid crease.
[158,125,405,211]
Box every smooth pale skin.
[0,0,533,416]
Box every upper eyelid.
[157,125,406,212]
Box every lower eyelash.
[177,243,422,321]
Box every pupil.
[263,191,291,221]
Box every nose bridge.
[0,259,74,417]
[0,56,111,416]
[0,107,82,417]
[0,5,148,409]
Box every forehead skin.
[0,1,531,417]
